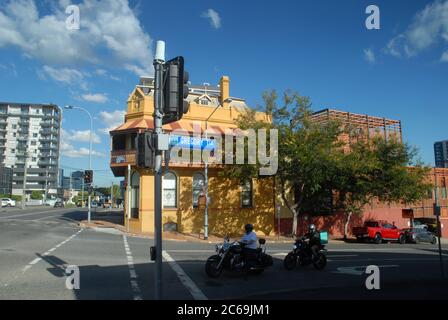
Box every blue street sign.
[169,135,215,151]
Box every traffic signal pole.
[153,40,165,300]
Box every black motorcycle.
[205,237,273,278]
[283,237,327,270]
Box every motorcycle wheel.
[205,255,223,278]
[283,252,297,270]
[312,252,327,270]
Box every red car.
[353,220,406,244]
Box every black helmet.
[245,224,254,233]
[308,224,316,232]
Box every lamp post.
[203,98,232,240]
[64,105,93,223]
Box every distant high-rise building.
[0,102,61,196]
[0,166,13,195]
[434,140,448,168]
[71,171,84,190]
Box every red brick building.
[276,109,448,238]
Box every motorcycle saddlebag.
[319,231,329,244]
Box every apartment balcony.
[39,144,58,150]
[110,149,136,177]
[38,160,57,166]
[39,136,58,142]
[39,153,58,158]
[17,136,29,141]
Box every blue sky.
[0,0,447,186]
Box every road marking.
[122,235,143,300]
[3,229,83,287]
[0,208,76,220]
[162,250,208,300]
[334,265,399,275]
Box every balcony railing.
[110,150,136,167]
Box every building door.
[130,171,140,219]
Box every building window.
[12,124,17,129]
[33,133,37,138]
[200,99,209,105]
[130,171,140,219]
[241,179,253,208]
[163,172,177,208]
[192,172,205,208]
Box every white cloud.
[98,110,126,134]
[81,93,108,103]
[61,127,101,143]
[60,128,104,158]
[0,0,153,76]
[363,48,376,64]
[62,147,105,158]
[39,65,88,89]
[385,0,448,58]
[201,9,221,29]
[441,50,448,62]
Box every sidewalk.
[78,210,448,244]
[78,211,346,243]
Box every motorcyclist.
[240,224,258,268]
[301,224,321,260]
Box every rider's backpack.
[319,231,329,244]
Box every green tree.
[225,89,432,237]
[30,190,44,200]
[224,90,344,235]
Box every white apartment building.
[0,102,61,197]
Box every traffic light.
[136,131,155,169]
[162,56,190,125]
[84,170,93,184]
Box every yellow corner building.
[110,76,276,237]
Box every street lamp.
[64,105,93,223]
[203,98,232,240]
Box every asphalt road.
[1,207,448,300]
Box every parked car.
[1,198,16,207]
[44,199,57,207]
[353,220,406,244]
[54,200,64,208]
[91,200,98,208]
[403,227,437,244]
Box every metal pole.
[127,164,131,232]
[110,182,113,211]
[44,168,48,206]
[434,171,445,278]
[88,111,92,223]
[202,104,223,240]
[21,154,28,209]
[153,40,165,300]
[204,123,209,240]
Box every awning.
[110,119,243,136]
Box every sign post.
[153,41,165,300]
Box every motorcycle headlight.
[293,245,297,250]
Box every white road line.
[4,229,83,287]
[0,209,75,219]
[162,250,208,300]
[123,235,143,300]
